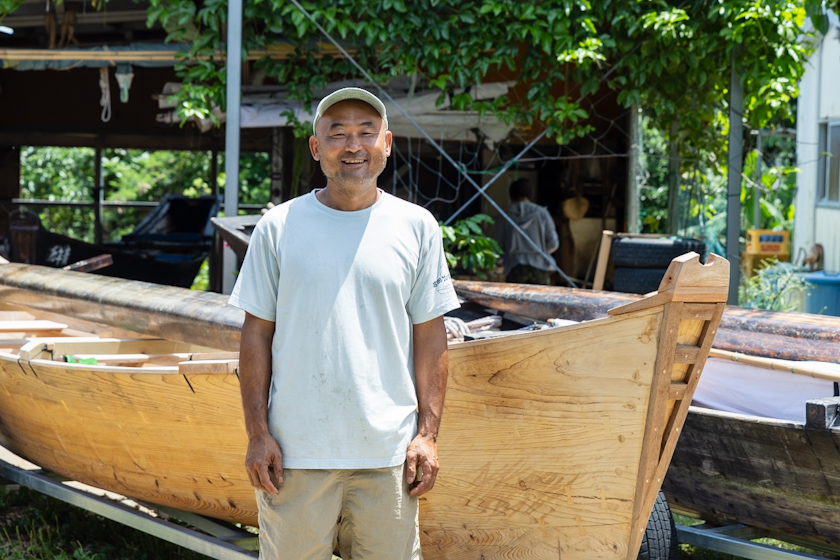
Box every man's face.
[309,100,392,192]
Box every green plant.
[738,257,810,311]
[439,214,502,279]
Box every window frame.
[819,120,840,208]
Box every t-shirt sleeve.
[228,219,279,322]
[406,217,460,324]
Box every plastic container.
[802,271,840,316]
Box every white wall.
[796,19,840,272]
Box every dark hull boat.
[7,195,220,288]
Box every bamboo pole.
[709,349,840,383]
[0,44,342,62]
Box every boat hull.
[663,406,840,548]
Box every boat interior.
[0,304,237,374]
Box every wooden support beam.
[670,382,688,400]
[806,398,840,430]
[673,345,700,364]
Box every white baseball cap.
[312,87,388,134]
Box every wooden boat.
[0,253,729,559]
[452,278,840,552]
[7,195,220,288]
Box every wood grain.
[423,309,662,559]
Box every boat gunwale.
[447,305,661,349]
[0,351,238,376]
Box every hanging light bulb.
[115,63,134,103]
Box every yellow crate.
[746,229,790,256]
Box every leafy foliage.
[115,0,837,155]
[739,257,810,311]
[440,213,502,279]
[19,147,271,242]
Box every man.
[496,178,560,285]
[228,87,459,560]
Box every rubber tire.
[612,238,706,268]
[613,267,668,295]
[638,491,680,560]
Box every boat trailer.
[1,454,834,560]
[0,453,257,560]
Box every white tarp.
[692,357,840,422]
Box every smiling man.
[229,87,459,560]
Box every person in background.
[496,178,560,285]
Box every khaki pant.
[256,464,421,560]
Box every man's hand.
[406,434,439,496]
[245,432,284,495]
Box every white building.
[795,11,840,272]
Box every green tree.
[19,147,271,242]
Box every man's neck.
[316,182,380,211]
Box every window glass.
[829,124,840,202]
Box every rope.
[99,67,111,123]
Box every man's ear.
[384,130,393,157]
[309,135,321,161]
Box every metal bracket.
[677,523,827,559]
[0,458,257,560]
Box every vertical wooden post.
[592,230,614,291]
[209,150,218,196]
[0,146,21,241]
[626,105,641,234]
[208,149,220,292]
[93,144,104,246]
[726,48,744,304]
[270,128,284,205]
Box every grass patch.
[0,486,209,559]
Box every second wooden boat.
[0,253,729,559]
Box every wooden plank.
[672,408,840,496]
[592,230,614,292]
[179,360,238,375]
[673,345,700,364]
[188,352,240,362]
[806,398,840,430]
[19,338,210,361]
[627,302,681,557]
[664,466,840,547]
[0,320,68,332]
[669,383,688,400]
[682,303,716,321]
[644,304,724,509]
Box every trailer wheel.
[638,491,679,560]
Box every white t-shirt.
[229,191,460,469]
